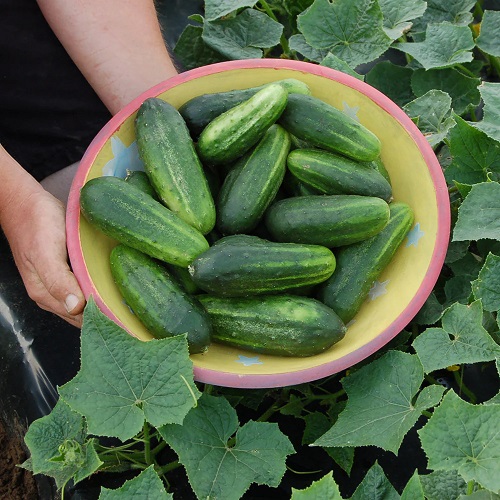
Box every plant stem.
[143,421,152,466]
[258,0,291,57]
[453,367,477,404]
[467,479,476,494]
[456,64,477,78]
[157,460,181,476]
[421,410,433,418]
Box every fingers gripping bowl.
[66,59,450,389]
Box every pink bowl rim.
[66,58,450,389]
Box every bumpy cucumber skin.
[278,94,381,162]
[287,148,392,202]
[198,294,346,357]
[135,97,216,234]
[79,176,209,267]
[109,245,211,354]
[317,202,415,323]
[196,83,289,166]
[217,124,291,235]
[179,78,311,137]
[189,234,336,297]
[265,195,390,248]
[124,170,158,200]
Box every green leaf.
[445,240,470,264]
[99,465,172,499]
[460,491,500,500]
[350,462,399,500]
[297,0,392,68]
[320,53,364,80]
[396,22,475,70]
[472,253,500,312]
[401,470,425,500]
[403,90,455,147]
[443,275,473,306]
[411,0,475,33]
[159,394,295,500]
[411,68,481,115]
[365,61,415,107]
[418,389,500,492]
[204,0,258,21]
[476,10,500,58]
[288,33,329,62]
[22,399,101,490]
[414,292,445,325]
[58,298,200,441]
[420,469,468,500]
[378,0,427,40]
[453,182,500,242]
[445,115,500,185]
[173,25,227,71]
[472,83,500,143]
[313,351,440,454]
[413,301,500,373]
[202,9,283,59]
[291,471,342,499]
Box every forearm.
[36,0,179,115]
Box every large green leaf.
[403,90,455,146]
[288,33,329,62]
[412,301,500,373]
[396,22,475,70]
[320,53,364,80]
[476,10,500,58]
[472,253,500,312]
[418,390,500,492]
[378,0,427,40]
[401,471,425,500]
[22,399,101,490]
[313,351,445,453]
[453,182,500,242]
[99,465,172,499]
[420,470,468,500]
[350,462,399,500]
[365,61,415,107]
[445,115,500,185]
[159,394,295,500]
[411,68,481,116]
[291,471,342,499]
[202,9,283,59]
[58,298,200,441]
[204,0,258,21]
[472,83,500,144]
[411,0,475,33]
[297,0,391,67]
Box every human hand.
[1,186,85,327]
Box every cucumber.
[135,97,216,234]
[179,78,311,137]
[287,148,392,201]
[278,93,381,162]
[189,234,336,297]
[217,124,291,234]
[124,170,158,200]
[370,156,392,186]
[198,294,346,357]
[109,245,211,353]
[317,202,414,323]
[196,82,288,166]
[79,176,209,267]
[265,195,390,248]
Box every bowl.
[66,59,450,389]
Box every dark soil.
[0,416,39,499]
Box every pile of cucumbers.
[79,78,414,357]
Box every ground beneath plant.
[0,416,39,499]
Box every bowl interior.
[68,60,449,388]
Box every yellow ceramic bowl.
[67,59,450,388]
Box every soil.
[0,415,39,499]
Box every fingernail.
[65,293,79,313]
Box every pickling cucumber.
[196,82,288,166]
[198,294,346,357]
[79,176,209,267]
[287,148,392,201]
[217,124,291,234]
[278,93,381,162]
[109,244,211,353]
[135,97,216,234]
[189,234,336,297]
[317,202,415,323]
[264,195,390,247]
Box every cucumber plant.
[21,1,500,498]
